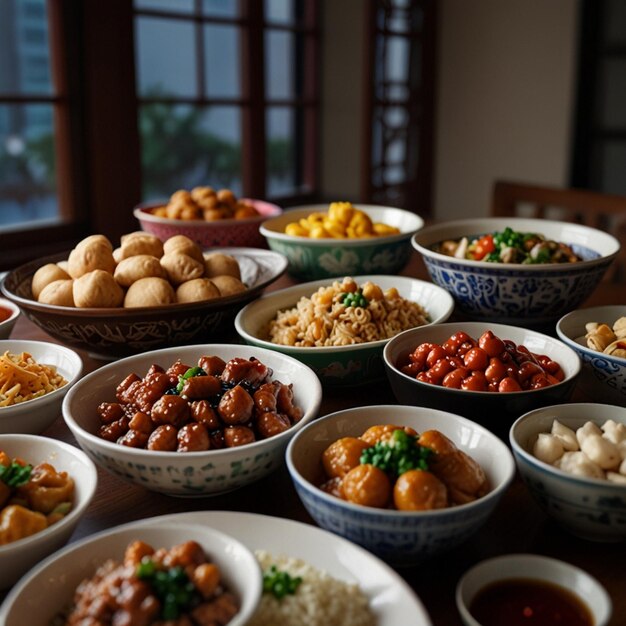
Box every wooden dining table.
[5,251,626,625]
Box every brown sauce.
[0,306,12,323]
[469,578,594,626]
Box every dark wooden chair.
[491,180,626,282]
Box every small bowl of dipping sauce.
[456,554,611,626]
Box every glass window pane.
[605,0,626,45]
[601,58,626,128]
[0,103,58,229]
[0,0,52,96]
[266,31,295,99]
[387,36,410,83]
[204,25,240,98]
[265,0,302,25]
[139,104,242,200]
[136,17,197,97]
[135,0,195,15]
[266,106,298,196]
[203,0,238,18]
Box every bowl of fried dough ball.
[286,404,515,566]
[0,232,287,358]
[134,186,283,248]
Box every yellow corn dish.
[284,202,400,239]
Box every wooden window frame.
[361,0,437,216]
[1,0,321,270]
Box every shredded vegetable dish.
[435,227,582,264]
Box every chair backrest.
[491,180,626,282]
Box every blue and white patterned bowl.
[556,305,626,406]
[62,344,322,497]
[286,405,515,566]
[261,205,424,281]
[412,217,620,325]
[510,403,626,542]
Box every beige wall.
[319,1,580,217]
[319,0,365,201]
[434,0,580,219]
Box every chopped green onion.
[0,462,32,488]
[263,565,302,599]
[136,559,200,620]
[360,429,433,476]
[176,366,207,393]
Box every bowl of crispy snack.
[135,186,282,248]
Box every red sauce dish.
[400,330,564,393]
[0,306,14,324]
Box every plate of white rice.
[149,510,432,626]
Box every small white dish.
[0,434,97,589]
[456,553,612,626]
[0,339,83,434]
[0,297,20,339]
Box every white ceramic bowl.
[510,402,626,542]
[62,344,322,496]
[0,517,262,625]
[0,340,83,434]
[456,554,612,626]
[412,217,620,324]
[286,405,515,567]
[0,434,97,590]
[556,305,626,406]
[0,297,20,339]
[261,204,424,280]
[235,274,455,387]
[383,321,581,432]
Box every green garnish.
[136,558,200,620]
[360,429,433,476]
[340,289,368,308]
[0,461,32,488]
[263,565,303,599]
[176,366,207,393]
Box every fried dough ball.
[393,470,448,511]
[176,278,221,303]
[114,254,166,287]
[38,279,75,307]
[31,263,71,299]
[160,251,205,286]
[119,233,164,260]
[73,269,124,308]
[418,430,488,504]
[67,240,116,279]
[322,437,370,479]
[75,234,113,252]
[360,424,418,446]
[163,235,204,263]
[341,464,391,508]
[203,252,241,280]
[210,275,246,297]
[124,277,176,308]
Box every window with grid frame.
[134,0,320,205]
[0,0,320,270]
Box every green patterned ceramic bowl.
[62,344,322,497]
[260,205,424,280]
[234,275,455,387]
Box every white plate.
[154,511,432,625]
